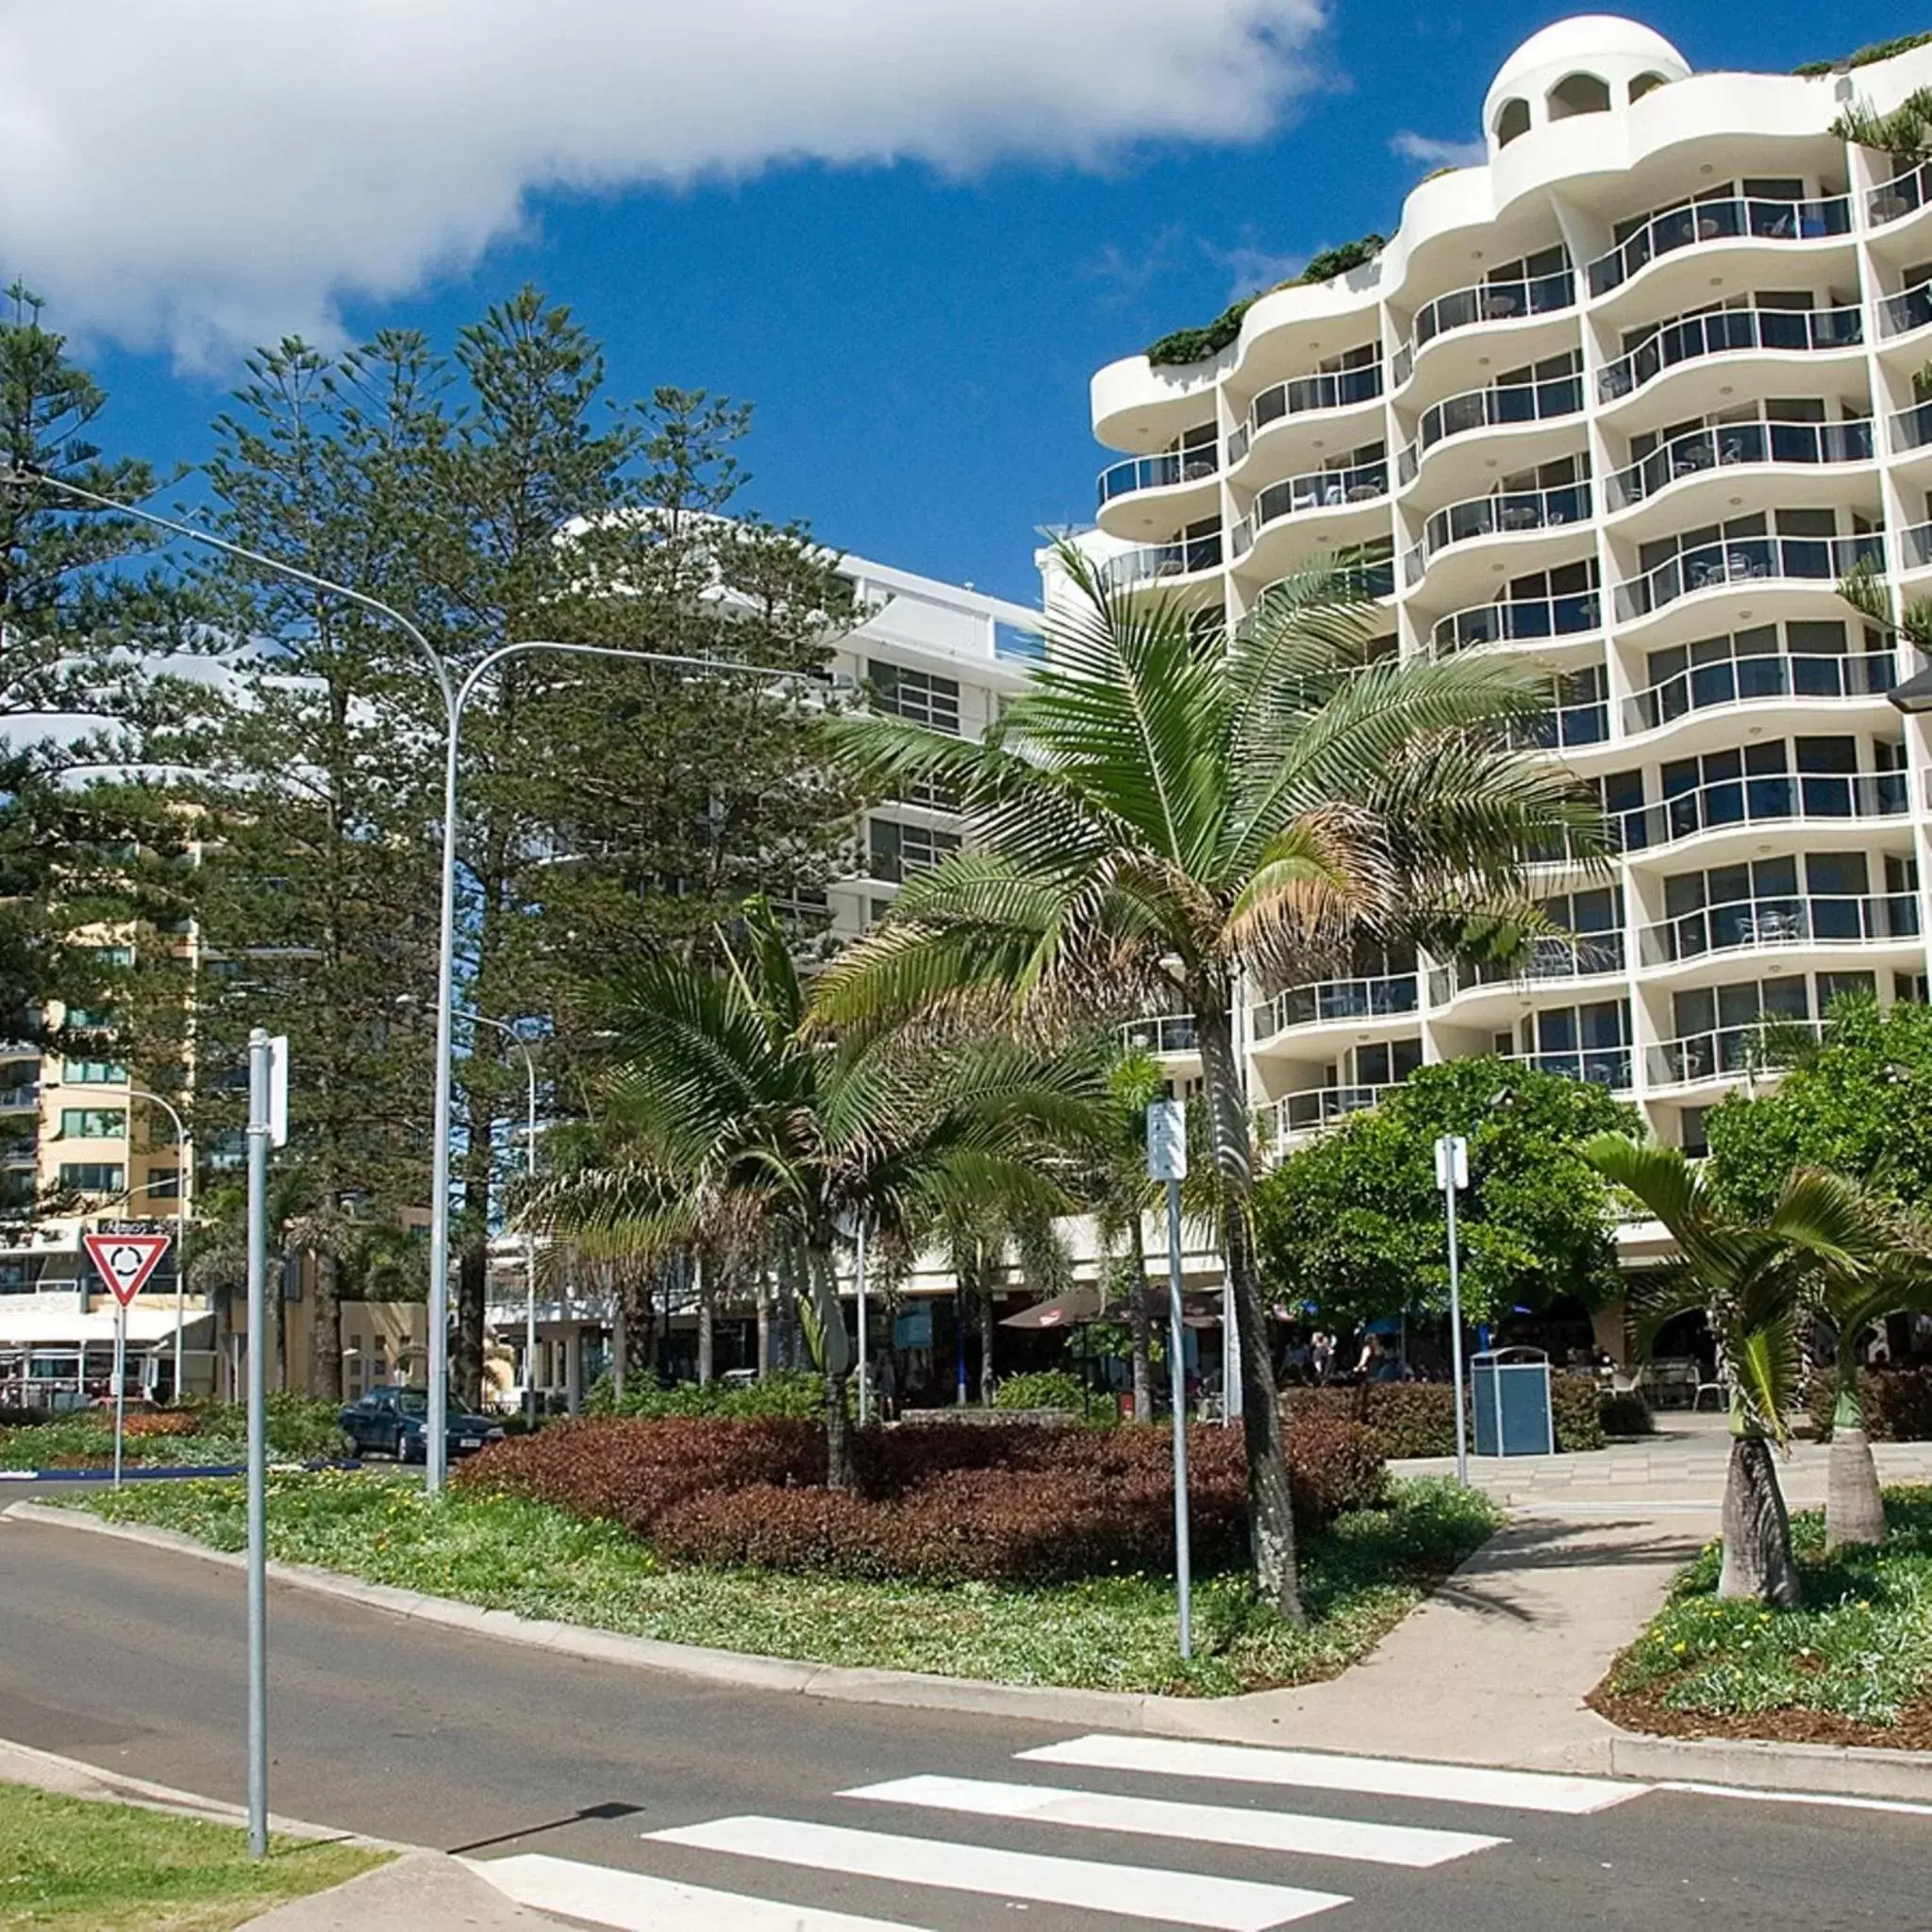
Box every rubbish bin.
[1471,1346,1555,1457]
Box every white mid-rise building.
[1072,15,1932,1160]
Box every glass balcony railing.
[0,1086,37,1111]
[1870,158,1932,226]
[1503,1046,1633,1090]
[1639,891,1919,967]
[1119,1013,1198,1055]
[1412,481,1591,575]
[1623,650,1895,732]
[1614,532,1884,623]
[1097,446,1218,508]
[1608,768,1909,853]
[1229,461,1388,557]
[1273,1084,1392,1136]
[1230,364,1384,464]
[1892,401,1932,453]
[1881,282,1932,339]
[1647,1020,1823,1088]
[1904,522,1932,570]
[1597,305,1863,405]
[1501,699,1610,751]
[1430,588,1601,655]
[1427,934,1624,1005]
[1407,374,1585,474]
[1096,531,1224,591]
[1251,974,1419,1040]
[1409,272,1576,357]
[1585,193,1852,298]
[1605,419,1874,510]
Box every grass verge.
[0,1782,383,1931]
[76,1471,1499,1698]
[1591,1486,1932,1748]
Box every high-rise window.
[868,661,960,734]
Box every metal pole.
[1165,1175,1193,1659]
[1447,1170,1469,1488]
[855,1223,869,1427]
[956,1274,969,1407]
[111,1300,125,1489]
[425,724,460,1495]
[522,1043,537,1429]
[1220,1277,1236,1427]
[244,1028,270,1859]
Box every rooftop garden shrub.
[1144,233,1389,367]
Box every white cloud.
[0,1,1329,365]
[1389,129,1488,170]
[1203,240,1308,302]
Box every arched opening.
[1494,97,1532,148]
[1547,72,1612,121]
[1628,71,1669,104]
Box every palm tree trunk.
[976,1256,996,1407]
[309,1245,343,1403]
[756,1268,773,1378]
[696,1251,714,1386]
[1194,991,1304,1623]
[808,1243,857,1490]
[1127,1229,1154,1424]
[1719,1434,1802,1604]
[1825,1372,1886,1549]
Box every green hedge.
[1807,1367,1932,1441]
[582,1370,826,1422]
[992,1371,1091,1413]
[1282,1377,1605,1457]
[1795,31,1932,76]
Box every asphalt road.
[2,1508,1928,1931]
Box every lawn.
[0,1400,348,1472]
[78,1470,1500,1698]
[0,1782,384,1931]
[1591,1486,1932,1748]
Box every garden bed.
[1589,1487,1932,1750]
[0,1397,348,1472]
[76,1466,1500,1698]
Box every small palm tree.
[520,897,1106,1486]
[1584,1138,1916,1599]
[821,551,1597,1616]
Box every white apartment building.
[1073,15,1932,1162]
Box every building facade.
[1074,16,1932,1159]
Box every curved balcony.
[1229,460,1388,558]
[1407,480,1591,582]
[1427,934,1624,1006]
[1251,974,1419,1043]
[1119,1012,1198,1056]
[1892,401,1932,456]
[1398,373,1585,482]
[1398,272,1576,382]
[1096,531,1224,592]
[1430,588,1602,657]
[1501,696,1610,752]
[1610,768,1909,856]
[1503,1046,1632,1091]
[1622,648,1895,734]
[1585,193,1853,299]
[1605,419,1874,513]
[1227,364,1384,467]
[1596,305,1863,408]
[1613,532,1885,625]
[1646,1020,1821,1091]
[1271,1083,1391,1139]
[1902,522,1932,573]
[1870,158,1932,227]
[1638,891,1919,969]
[1880,283,1932,341]
[1097,446,1217,509]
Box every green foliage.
[1283,1377,1605,1456]
[1603,1491,1932,1728]
[0,1393,347,1469]
[1598,1391,1655,1438]
[1799,33,1932,79]
[1807,1367,1932,1442]
[993,1370,1092,1412]
[1143,235,1388,366]
[84,1470,1498,1696]
[1254,1058,1638,1330]
[584,1370,826,1421]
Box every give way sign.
[82,1230,173,1308]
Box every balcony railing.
[1881,283,1932,339]
[1251,974,1420,1040]
[1639,891,1919,967]
[1646,1020,1822,1088]
[1411,481,1591,576]
[1096,531,1224,591]
[1409,271,1576,358]
[1502,698,1610,751]
[1597,304,1862,405]
[1427,934,1624,1004]
[1272,1083,1391,1137]
[1229,461,1388,557]
[1503,1046,1633,1089]
[1609,768,1909,852]
[1870,158,1932,226]
[1403,373,1585,478]
[1614,532,1885,623]
[1430,588,1601,655]
[1230,364,1384,465]
[1097,446,1218,508]
[1623,649,1896,732]
[1892,401,1932,454]
[0,1086,37,1111]
[1605,418,1874,510]
[1904,522,1932,570]
[1119,1013,1198,1055]
[1585,193,1853,297]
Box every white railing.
[1503,1046,1633,1090]
[1271,1083,1392,1137]
[1097,446,1217,508]
[1623,650,1895,732]
[1407,271,1576,359]
[1646,1020,1823,1089]
[1250,974,1419,1041]
[1586,193,1852,296]
[1230,363,1384,464]
[1904,522,1932,571]
[1096,531,1224,591]
[1404,373,1585,476]
[1605,419,1874,510]
[1614,532,1884,623]
[1412,481,1591,575]
[1430,589,1602,655]
[1231,461,1388,557]
[1892,401,1932,454]
[1118,1012,1199,1055]
[1608,768,1909,853]
[1501,699,1610,751]
[1870,158,1932,226]
[1427,934,1624,1004]
[1597,304,1862,405]
[1881,282,1932,338]
[1639,892,1920,967]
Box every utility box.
[1471,1346,1555,1457]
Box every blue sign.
[893,1307,933,1348]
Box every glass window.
[58,1161,125,1193]
[62,1059,126,1086]
[867,661,961,735]
[58,1108,125,1140]
[1818,972,1875,1010]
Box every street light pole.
[1435,1133,1471,1488]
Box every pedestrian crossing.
[467,1731,1651,1930]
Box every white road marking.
[841,1773,1505,1867]
[469,1852,926,1931]
[1657,1781,1932,1818]
[1020,1736,1647,1815]
[647,1815,1349,1930]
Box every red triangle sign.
[82,1231,172,1308]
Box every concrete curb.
[1607,1729,1932,1803]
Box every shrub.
[584,1370,825,1423]
[992,1371,1091,1413]
[1283,1375,1604,1457]
[1807,1367,1932,1441]
[187,1394,350,1458]
[123,1410,201,1439]
[1597,1391,1654,1438]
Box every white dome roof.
[1484,15,1689,126]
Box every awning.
[1001,1286,1220,1329]
[0,1306,214,1348]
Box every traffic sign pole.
[112,1300,125,1490]
[1145,1099,1193,1661]
[245,1027,272,1859]
[1435,1134,1471,1488]
[79,1229,173,1491]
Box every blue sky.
[43,5,1925,607]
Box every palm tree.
[819,551,1596,1617]
[520,897,1105,1486]
[1583,1138,1919,1600]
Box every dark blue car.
[338,1386,505,1462]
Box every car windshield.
[396,1391,428,1417]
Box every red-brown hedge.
[459,1413,1388,1584]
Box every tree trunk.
[756,1270,773,1378]
[1193,988,1303,1622]
[808,1243,856,1489]
[976,1266,996,1407]
[696,1252,714,1385]
[611,1292,628,1405]
[824,1369,856,1490]
[1826,1374,1886,1548]
[1719,1434,1802,1604]
[309,1245,343,1403]
[1127,1229,1154,1424]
